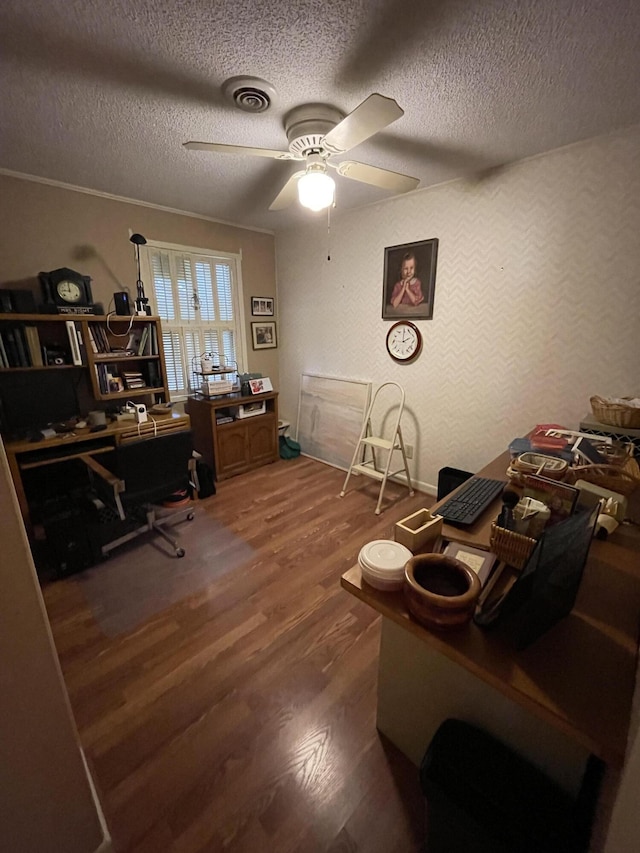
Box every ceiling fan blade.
[322,94,404,154]
[269,171,306,210]
[184,141,294,160]
[336,160,419,193]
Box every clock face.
[386,320,422,362]
[56,280,83,303]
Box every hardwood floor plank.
[42,457,432,851]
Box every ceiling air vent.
[222,77,276,113]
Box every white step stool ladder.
[339,382,414,514]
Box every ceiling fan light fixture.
[298,167,335,212]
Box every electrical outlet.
[405,444,413,459]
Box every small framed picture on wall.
[251,321,277,350]
[382,238,439,320]
[251,296,274,316]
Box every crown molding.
[0,168,275,236]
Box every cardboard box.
[201,378,234,396]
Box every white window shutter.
[176,255,197,322]
[151,252,175,320]
[145,247,242,400]
[216,264,234,322]
[162,331,186,392]
[195,261,216,322]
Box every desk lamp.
[130,233,150,315]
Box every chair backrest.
[110,429,194,504]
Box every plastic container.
[358,540,412,591]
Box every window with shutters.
[141,243,245,399]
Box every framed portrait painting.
[382,238,439,320]
[251,296,274,316]
[251,321,277,350]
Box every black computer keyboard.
[436,476,505,526]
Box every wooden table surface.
[4,411,190,456]
[341,451,640,766]
[4,412,190,530]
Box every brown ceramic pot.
[403,554,481,630]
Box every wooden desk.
[341,451,640,792]
[3,412,190,532]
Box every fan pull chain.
[327,204,332,261]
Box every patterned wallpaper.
[275,125,640,493]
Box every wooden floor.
[42,457,434,852]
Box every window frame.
[139,239,248,401]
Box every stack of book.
[215,408,234,424]
[122,370,146,390]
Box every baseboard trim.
[80,750,113,853]
[299,453,436,499]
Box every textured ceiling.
[1,0,640,232]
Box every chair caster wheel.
[176,548,185,558]
[187,512,195,521]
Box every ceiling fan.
[184,93,419,212]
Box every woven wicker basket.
[489,523,537,571]
[507,452,569,481]
[566,457,640,496]
[590,395,640,429]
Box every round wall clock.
[386,320,422,363]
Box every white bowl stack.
[358,540,413,591]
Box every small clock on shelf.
[38,267,102,315]
[386,320,422,363]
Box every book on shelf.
[138,326,150,356]
[145,361,160,387]
[66,321,83,366]
[0,333,8,368]
[1,326,31,367]
[13,326,30,367]
[87,325,99,353]
[89,322,111,353]
[95,363,108,394]
[24,326,44,367]
[2,328,22,366]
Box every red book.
[531,423,568,451]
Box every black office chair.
[81,429,198,558]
